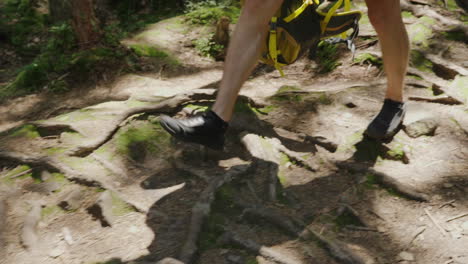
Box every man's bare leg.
[159,0,283,149]
[366,0,409,102]
[364,0,409,140]
[212,0,284,121]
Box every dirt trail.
[1,1,468,264]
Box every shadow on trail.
[92,110,468,264]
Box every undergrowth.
[0,0,185,100]
[185,0,240,25]
[315,41,341,73]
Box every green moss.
[277,85,301,94]
[110,192,135,216]
[273,85,304,102]
[317,93,332,105]
[410,50,433,72]
[443,30,466,42]
[255,105,277,114]
[116,122,171,160]
[386,143,405,161]
[41,205,65,219]
[408,17,436,48]
[45,147,67,156]
[9,124,40,138]
[354,53,382,67]
[49,173,68,184]
[185,104,210,112]
[129,44,168,58]
[449,75,468,103]
[402,11,415,19]
[1,165,32,185]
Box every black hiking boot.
[365,99,406,141]
[159,110,228,150]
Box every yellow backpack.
[256,0,362,76]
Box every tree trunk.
[70,0,100,48]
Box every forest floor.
[1,1,468,264]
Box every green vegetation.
[185,0,241,25]
[0,0,185,100]
[129,44,169,58]
[194,33,225,57]
[316,41,341,73]
[401,11,415,19]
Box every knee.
[366,0,400,31]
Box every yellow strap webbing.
[320,0,343,34]
[340,0,351,39]
[268,17,285,76]
[283,0,318,23]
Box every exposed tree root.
[235,201,366,264]
[401,0,468,28]
[409,96,463,105]
[90,153,128,179]
[219,229,302,264]
[0,150,101,187]
[425,54,468,79]
[0,150,148,213]
[178,163,252,264]
[241,133,318,172]
[336,162,430,202]
[68,89,218,157]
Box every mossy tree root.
[0,150,100,187]
[68,89,219,157]
[178,163,252,264]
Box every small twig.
[9,168,33,179]
[439,200,456,209]
[424,208,446,237]
[220,229,302,264]
[344,225,378,232]
[366,209,385,221]
[404,226,426,249]
[445,212,468,223]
